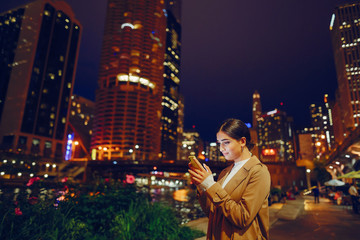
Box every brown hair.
[217,118,254,150]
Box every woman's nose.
[219,145,225,152]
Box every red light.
[262,149,276,156]
[153,166,157,170]
[192,125,195,129]
[126,174,135,184]
[280,102,283,106]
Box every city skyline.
[0,0,351,142]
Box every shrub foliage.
[0,178,204,240]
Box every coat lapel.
[223,156,261,195]
[217,164,233,186]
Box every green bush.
[110,199,203,240]
[0,178,205,240]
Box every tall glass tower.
[0,0,81,159]
[160,5,181,160]
[91,0,167,160]
[330,3,360,130]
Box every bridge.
[82,159,231,181]
[326,127,360,174]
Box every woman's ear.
[240,137,247,146]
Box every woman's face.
[216,131,245,162]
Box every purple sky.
[1,0,350,141]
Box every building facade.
[160,8,181,160]
[91,0,167,161]
[176,94,184,160]
[257,109,296,162]
[178,128,203,161]
[308,94,335,159]
[330,3,360,130]
[0,0,81,159]
[252,90,262,129]
[68,95,95,160]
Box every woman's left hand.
[188,158,213,185]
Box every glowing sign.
[117,74,155,89]
[267,109,278,116]
[121,23,134,29]
[330,13,335,30]
[262,149,276,156]
[65,133,74,160]
[245,123,252,128]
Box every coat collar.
[222,156,262,195]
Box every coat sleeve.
[198,167,229,217]
[198,188,211,217]
[204,164,271,229]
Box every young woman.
[189,118,271,239]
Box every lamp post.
[306,169,311,189]
[135,145,139,160]
[129,149,134,160]
[73,141,79,159]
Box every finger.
[203,164,212,173]
[188,169,203,179]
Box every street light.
[306,169,311,189]
[134,145,140,160]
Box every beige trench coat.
[198,156,271,239]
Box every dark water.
[146,187,206,224]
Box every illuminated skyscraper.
[91,0,167,160]
[309,94,335,152]
[330,3,360,130]
[252,90,262,129]
[0,0,81,159]
[176,94,184,160]
[257,109,295,162]
[68,95,95,160]
[160,6,181,160]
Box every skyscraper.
[0,0,81,159]
[252,90,262,129]
[160,6,181,160]
[257,109,295,162]
[330,3,360,130]
[91,0,167,161]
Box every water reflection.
[146,186,205,224]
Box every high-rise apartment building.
[160,7,181,160]
[257,109,295,162]
[330,3,360,130]
[0,0,81,159]
[91,0,167,161]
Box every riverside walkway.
[187,195,360,240]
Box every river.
[146,186,206,224]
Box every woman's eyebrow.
[217,139,230,142]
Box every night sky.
[1,0,353,142]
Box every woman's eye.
[224,141,230,145]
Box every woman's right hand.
[188,158,212,185]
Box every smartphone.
[188,156,204,170]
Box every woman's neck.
[234,148,252,163]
